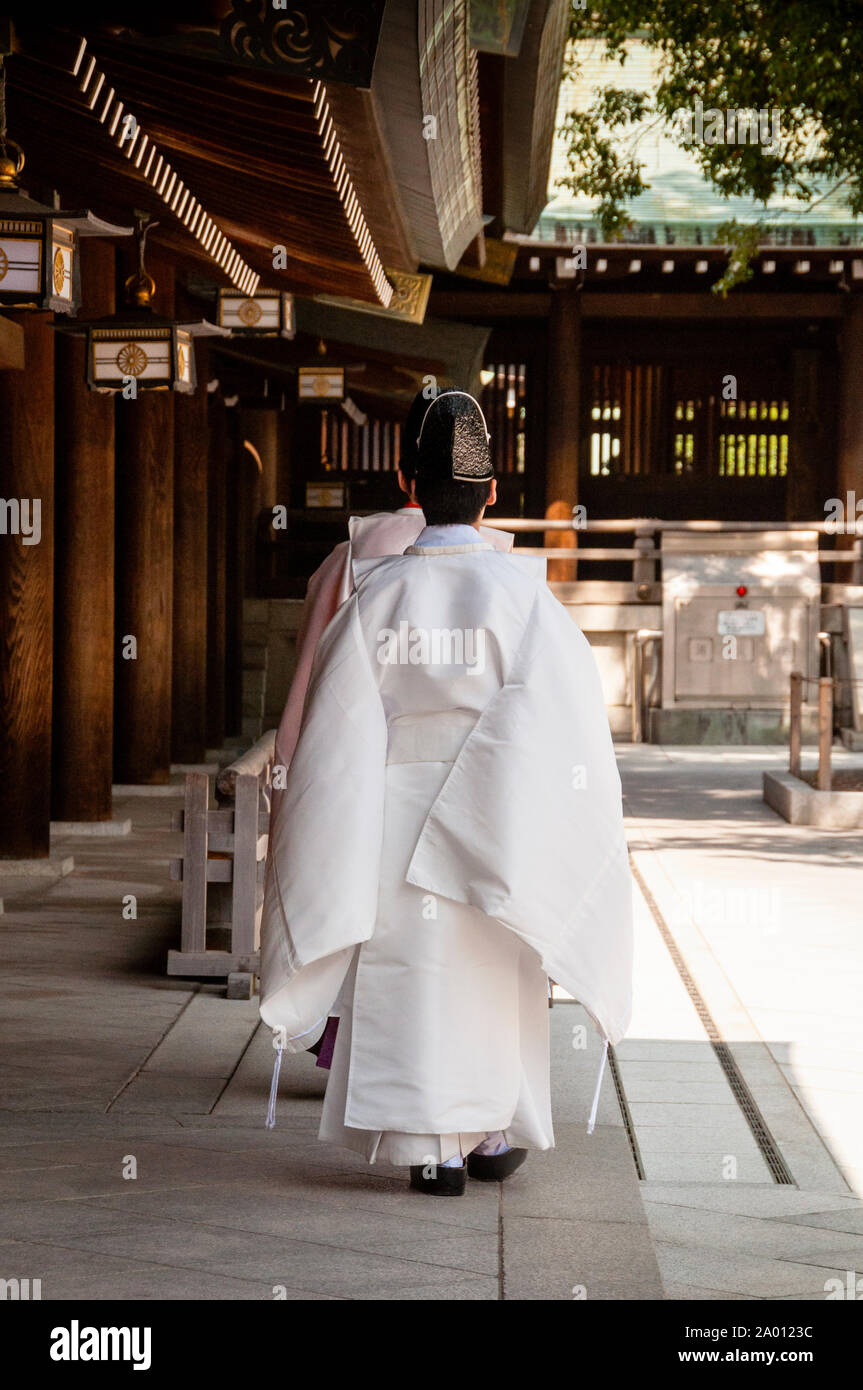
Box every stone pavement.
[0,747,861,1301]
[620,744,863,1300]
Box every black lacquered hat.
[415,390,493,482]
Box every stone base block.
[112,783,184,797]
[0,855,74,879]
[51,819,132,837]
[763,770,863,827]
[649,707,819,745]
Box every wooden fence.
[789,672,833,790]
[168,731,276,997]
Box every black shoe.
[467,1147,527,1182]
[409,1162,466,1196]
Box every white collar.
[413,524,484,548]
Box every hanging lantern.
[0,54,129,313]
[217,288,295,338]
[86,318,199,393]
[69,214,227,393]
[298,365,344,401]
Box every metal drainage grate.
[608,1043,645,1180]
[629,856,795,1186]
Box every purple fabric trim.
[315,1016,340,1069]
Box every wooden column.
[238,406,273,594]
[241,407,278,508]
[171,339,210,764]
[52,240,116,822]
[0,313,55,857]
[545,285,582,509]
[206,389,228,749]
[113,252,175,784]
[544,499,577,583]
[545,287,581,580]
[788,346,831,522]
[225,417,243,737]
[837,296,863,581]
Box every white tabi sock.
[471,1131,510,1156]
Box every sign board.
[717,609,766,637]
[306,483,345,509]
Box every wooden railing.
[168,731,276,997]
[483,516,863,573]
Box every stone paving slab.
[0,1239,319,1301]
[503,1212,663,1301]
[653,1242,855,1299]
[639,1182,862,1219]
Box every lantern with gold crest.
[75,214,227,393]
[217,287,294,338]
[0,53,130,313]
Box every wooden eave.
[294,297,491,394]
[6,25,394,303]
[371,0,483,273]
[500,0,569,236]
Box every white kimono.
[260,536,632,1166]
[271,508,512,780]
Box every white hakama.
[319,753,553,1166]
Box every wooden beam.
[0,314,55,857]
[429,290,844,322]
[430,291,551,319]
[580,293,844,320]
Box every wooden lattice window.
[586,362,792,478]
[318,409,402,472]
[480,362,527,474]
[716,399,790,477]
[671,395,790,477]
[586,363,665,476]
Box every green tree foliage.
[559,2,863,287]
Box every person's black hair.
[413,475,492,526]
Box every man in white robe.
[260,391,632,1195]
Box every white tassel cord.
[587,1038,609,1135]
[265,1045,284,1129]
[264,1045,284,1123]
[265,1025,288,1129]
